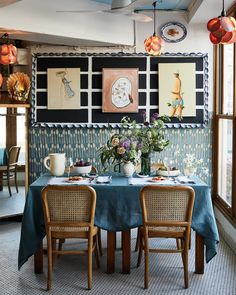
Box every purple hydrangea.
[137,142,143,150]
[121,139,131,149]
[151,112,159,122]
[140,110,147,119]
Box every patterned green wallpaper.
[29,121,212,185]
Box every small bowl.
[71,165,92,175]
[156,169,180,177]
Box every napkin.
[96,176,112,184]
[176,176,195,184]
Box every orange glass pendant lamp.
[207,0,236,44]
[144,1,164,56]
[0,73,3,88]
[0,33,17,65]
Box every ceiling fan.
[56,0,153,23]
[0,0,21,8]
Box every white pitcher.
[44,153,65,176]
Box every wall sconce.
[207,0,236,44]
[0,33,17,65]
[144,1,164,56]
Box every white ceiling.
[0,0,235,47]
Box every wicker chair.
[137,185,195,289]
[41,185,100,290]
[0,146,21,196]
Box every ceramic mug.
[44,153,65,176]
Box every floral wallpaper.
[29,121,212,185]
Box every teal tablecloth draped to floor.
[18,174,219,270]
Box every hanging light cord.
[153,1,157,36]
[221,0,226,16]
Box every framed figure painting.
[102,68,139,113]
[47,68,80,109]
[158,63,196,118]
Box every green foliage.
[98,112,170,170]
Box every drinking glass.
[163,157,174,179]
[65,157,73,177]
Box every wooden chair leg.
[58,238,65,251]
[52,239,57,268]
[97,228,103,256]
[88,237,93,290]
[183,241,189,289]
[14,167,18,193]
[176,238,181,250]
[7,171,12,197]
[135,227,140,252]
[137,233,143,268]
[94,235,100,269]
[189,231,191,250]
[144,236,149,289]
[47,236,52,290]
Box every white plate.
[65,177,86,183]
[148,178,166,183]
[156,170,180,177]
[160,22,187,43]
[137,173,149,178]
[96,176,111,184]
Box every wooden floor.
[0,186,25,219]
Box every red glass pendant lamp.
[144,1,164,55]
[0,33,17,65]
[207,0,236,44]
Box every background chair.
[137,185,195,289]
[0,146,21,196]
[41,185,100,290]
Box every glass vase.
[141,153,151,176]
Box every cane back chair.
[41,185,100,290]
[137,185,195,289]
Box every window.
[0,108,6,147]
[213,8,236,222]
[17,108,26,164]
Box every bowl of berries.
[71,159,92,176]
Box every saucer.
[137,173,149,178]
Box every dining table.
[18,173,219,276]
[0,147,7,190]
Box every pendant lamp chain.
[153,1,156,36]
[144,0,164,56]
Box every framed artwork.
[47,68,80,109]
[31,52,208,128]
[102,68,139,113]
[158,63,196,118]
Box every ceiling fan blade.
[56,10,103,14]
[127,12,152,22]
[0,0,21,8]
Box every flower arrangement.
[99,111,170,172]
[121,111,170,154]
[99,132,141,170]
[183,153,209,176]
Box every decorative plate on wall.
[160,22,187,43]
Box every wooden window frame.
[212,7,236,226]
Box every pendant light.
[0,33,17,65]
[207,0,236,44]
[144,1,164,56]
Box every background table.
[18,174,219,274]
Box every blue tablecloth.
[18,174,219,270]
[0,148,7,166]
